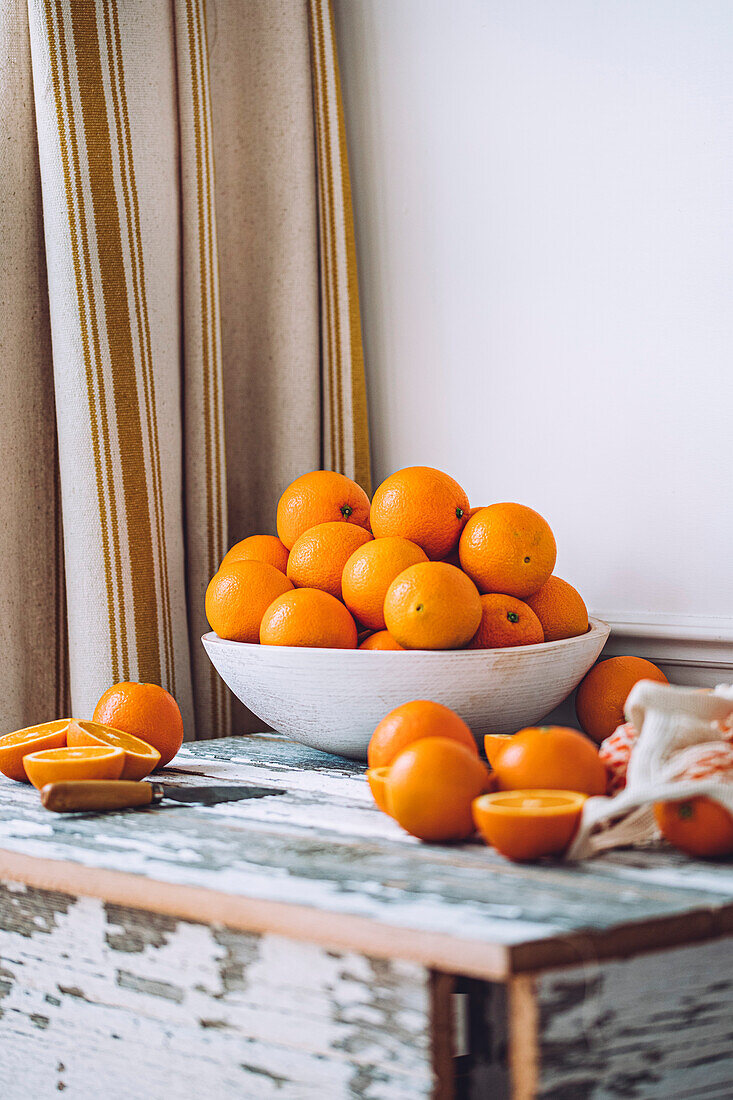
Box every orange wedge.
[484,734,513,767]
[23,745,125,790]
[0,720,71,783]
[366,766,392,814]
[68,720,160,780]
[473,789,587,862]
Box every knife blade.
[40,780,284,814]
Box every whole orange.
[370,467,470,560]
[488,725,607,796]
[260,588,358,649]
[575,656,668,744]
[276,470,371,550]
[220,534,289,574]
[342,537,428,630]
[384,562,482,650]
[93,681,185,768]
[368,699,478,769]
[359,630,405,651]
[524,576,588,642]
[205,560,293,643]
[286,522,372,599]
[654,797,733,859]
[467,594,544,649]
[387,737,491,841]
[459,503,556,598]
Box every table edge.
[2,846,732,980]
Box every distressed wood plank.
[0,882,434,1099]
[529,938,733,1098]
[0,735,731,979]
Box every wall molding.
[594,612,733,672]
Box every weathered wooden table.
[0,734,732,1099]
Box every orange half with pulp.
[68,720,160,780]
[473,789,587,862]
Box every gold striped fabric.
[174,0,230,739]
[12,0,369,739]
[309,0,372,496]
[28,0,196,732]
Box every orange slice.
[366,766,392,814]
[484,734,513,767]
[23,745,125,790]
[68,720,160,780]
[472,789,587,862]
[0,720,71,783]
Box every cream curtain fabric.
[2,0,370,740]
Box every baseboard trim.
[595,613,733,671]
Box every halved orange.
[23,745,125,790]
[366,766,391,814]
[484,734,513,767]
[68,719,160,780]
[473,789,587,862]
[0,720,71,783]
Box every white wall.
[334,0,733,682]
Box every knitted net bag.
[567,680,733,860]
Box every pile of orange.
[0,681,184,793]
[206,465,592,653]
[365,699,609,859]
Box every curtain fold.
[3,0,369,740]
[0,0,69,730]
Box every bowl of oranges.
[203,466,610,760]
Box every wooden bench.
[1,734,732,1097]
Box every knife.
[40,780,284,814]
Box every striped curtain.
[1,0,370,740]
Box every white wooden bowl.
[202,618,609,761]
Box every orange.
[68,720,160,781]
[484,733,513,767]
[370,467,470,560]
[383,562,482,650]
[276,470,371,550]
[286,522,373,599]
[260,588,357,649]
[467,594,544,649]
[524,576,588,642]
[487,725,607,796]
[23,744,125,790]
[459,503,557,598]
[342,537,428,630]
[473,790,587,861]
[575,656,668,744]
[387,737,491,841]
[359,630,405,651]
[93,681,185,768]
[0,720,71,783]
[654,798,733,858]
[205,559,294,643]
[220,534,289,574]
[366,766,392,814]
[368,699,478,769]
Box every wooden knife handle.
[41,781,155,813]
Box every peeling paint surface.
[1,735,733,1096]
[0,885,432,1098]
[535,938,733,1097]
